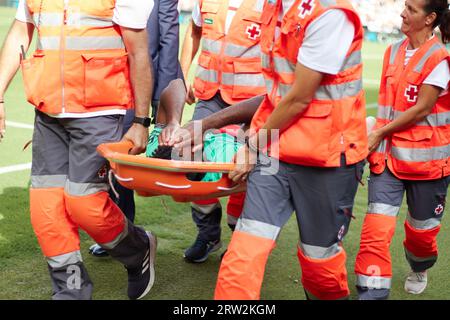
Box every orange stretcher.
[97,141,246,202]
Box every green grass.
[0,6,449,300]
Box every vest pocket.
[82,53,130,107]
[21,52,46,108]
[231,59,264,99]
[391,129,433,175]
[194,54,212,95]
[279,102,333,165]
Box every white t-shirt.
[192,0,244,34]
[405,47,449,93]
[16,0,154,29]
[15,0,154,118]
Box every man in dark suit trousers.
[89,0,184,257]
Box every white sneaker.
[404,271,428,294]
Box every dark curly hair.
[424,0,450,43]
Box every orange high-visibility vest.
[193,0,266,105]
[368,36,450,180]
[21,0,133,114]
[250,0,368,167]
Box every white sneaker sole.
[137,231,157,300]
[404,283,427,295]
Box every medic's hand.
[159,122,180,146]
[228,145,256,183]
[0,101,5,143]
[368,129,384,154]
[122,123,149,155]
[185,83,196,105]
[171,120,204,153]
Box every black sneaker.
[88,243,109,257]
[127,231,157,300]
[183,237,222,263]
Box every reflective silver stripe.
[202,39,222,55]
[31,175,67,188]
[414,43,443,73]
[235,218,280,240]
[37,36,60,50]
[253,0,265,12]
[65,181,109,196]
[376,139,387,153]
[405,248,437,263]
[341,50,362,72]
[65,36,125,50]
[192,202,221,214]
[390,39,404,65]
[99,218,129,250]
[277,83,292,97]
[76,14,114,27]
[314,79,363,100]
[319,0,337,7]
[222,72,265,87]
[299,242,341,259]
[196,65,218,82]
[391,144,450,162]
[356,274,392,289]
[224,43,261,58]
[33,13,63,26]
[377,106,450,127]
[367,202,400,217]
[261,53,270,69]
[265,78,274,95]
[407,213,441,230]
[377,105,394,120]
[227,214,238,226]
[273,57,295,73]
[418,112,450,127]
[47,250,82,268]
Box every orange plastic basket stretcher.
[97,141,246,202]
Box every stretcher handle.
[97,140,134,158]
[155,181,192,189]
[217,185,241,191]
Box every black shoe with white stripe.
[127,231,157,300]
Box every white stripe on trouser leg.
[356,274,392,290]
[47,250,83,268]
[235,218,280,240]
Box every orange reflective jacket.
[251,0,368,167]
[193,0,266,105]
[368,36,450,180]
[21,0,133,114]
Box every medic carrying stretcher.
[97,79,259,202]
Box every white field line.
[0,163,31,175]
[5,120,34,130]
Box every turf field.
[0,6,449,300]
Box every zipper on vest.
[60,0,69,113]
[218,39,226,92]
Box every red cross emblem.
[435,204,444,215]
[246,23,261,40]
[298,0,315,18]
[98,165,107,179]
[404,85,418,103]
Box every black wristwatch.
[132,116,151,128]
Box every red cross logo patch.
[246,23,261,40]
[98,165,107,179]
[298,0,315,19]
[435,204,444,215]
[404,85,418,103]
